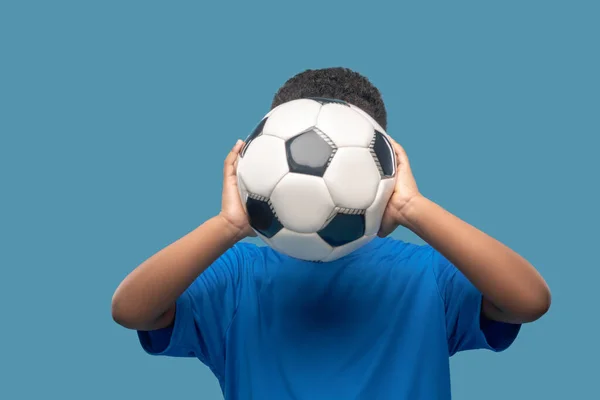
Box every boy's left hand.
[378,137,422,237]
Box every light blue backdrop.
[1,1,598,399]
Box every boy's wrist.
[396,195,431,233]
[213,214,249,245]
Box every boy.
[112,67,550,399]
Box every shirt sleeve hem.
[477,295,522,353]
[137,294,192,356]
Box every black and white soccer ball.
[237,98,397,262]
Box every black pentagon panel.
[241,117,268,158]
[372,130,396,177]
[285,129,335,177]
[318,212,365,247]
[307,97,349,106]
[246,195,283,238]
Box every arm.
[401,195,550,324]
[379,137,550,324]
[111,140,253,331]
[111,215,242,330]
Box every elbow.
[111,293,139,329]
[517,286,552,323]
[111,291,168,330]
[111,295,128,327]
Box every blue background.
[1,1,598,399]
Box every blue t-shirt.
[137,237,520,399]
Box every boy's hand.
[218,140,256,241]
[378,137,422,237]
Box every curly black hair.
[271,67,387,130]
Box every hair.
[271,67,387,130]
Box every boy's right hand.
[218,140,256,241]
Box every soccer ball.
[237,98,396,262]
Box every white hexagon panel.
[262,99,322,141]
[364,177,396,236]
[269,173,335,234]
[316,103,375,148]
[323,147,381,210]
[236,168,249,211]
[348,103,386,135]
[237,135,289,198]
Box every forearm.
[401,195,550,323]
[111,215,242,329]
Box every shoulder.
[221,240,283,274]
[364,237,455,278]
[364,236,432,264]
[230,240,262,258]
[200,241,264,278]
[191,242,267,290]
[229,240,278,264]
[218,240,268,262]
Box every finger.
[233,139,245,154]
[385,135,404,159]
[224,140,244,177]
[388,139,411,171]
[226,140,244,163]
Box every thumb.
[224,140,244,178]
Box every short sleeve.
[137,243,248,374]
[430,248,521,356]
